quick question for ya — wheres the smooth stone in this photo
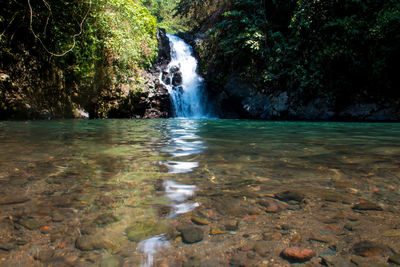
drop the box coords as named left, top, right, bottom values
left=179, top=227, right=203, bottom=244
left=344, top=221, right=362, bottom=231
left=280, top=247, right=315, bottom=262
left=0, top=242, right=16, bottom=251
left=18, top=217, right=42, bottom=230
left=76, top=236, right=99, bottom=251
left=94, top=213, right=118, bottom=225
left=253, top=241, right=269, bottom=256
left=182, top=258, right=220, bottom=267
left=319, top=249, right=338, bottom=257
left=33, top=249, right=55, bottom=261
left=319, top=192, right=345, bottom=202
left=321, top=255, right=354, bottom=267
left=351, top=255, right=391, bottom=267
left=0, top=195, right=30, bottom=205
left=389, top=253, right=400, bottom=265
left=308, top=233, right=335, bottom=244
left=382, top=229, right=400, bottom=237
left=352, top=241, right=389, bottom=257
left=52, top=213, right=64, bottom=222
left=76, top=235, right=119, bottom=252
left=182, top=258, right=201, bottom=267
left=352, top=201, right=383, bottom=211
left=258, top=198, right=286, bottom=213
left=100, top=256, right=122, bottom=267
left=154, top=179, right=164, bottom=191
left=215, top=198, right=249, bottom=217
left=275, top=190, right=305, bottom=202
left=223, top=220, right=239, bottom=231
left=50, top=230, right=65, bottom=243
left=42, top=256, right=74, bottom=267
left=157, top=205, right=172, bottom=218
left=210, top=228, right=227, bottom=235
left=230, top=253, right=248, bottom=267
left=191, top=216, right=210, bottom=225
left=126, top=222, right=171, bottom=242
left=262, top=232, right=282, bottom=241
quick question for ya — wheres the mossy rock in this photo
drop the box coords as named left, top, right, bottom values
left=126, top=221, right=172, bottom=242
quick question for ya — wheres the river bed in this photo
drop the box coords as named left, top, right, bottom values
left=0, top=119, right=400, bottom=266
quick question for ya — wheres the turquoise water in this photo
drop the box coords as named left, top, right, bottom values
left=0, top=119, right=399, bottom=266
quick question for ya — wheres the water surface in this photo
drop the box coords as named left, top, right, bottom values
left=0, top=119, right=399, bottom=266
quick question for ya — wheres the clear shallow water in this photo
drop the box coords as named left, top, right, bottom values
left=0, top=119, right=400, bottom=266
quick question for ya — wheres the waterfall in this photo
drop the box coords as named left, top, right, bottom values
left=161, top=34, right=208, bottom=118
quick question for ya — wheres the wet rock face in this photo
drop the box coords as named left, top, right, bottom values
left=155, top=28, right=171, bottom=70
left=143, top=85, right=171, bottom=119
left=172, top=71, right=183, bottom=87
left=209, top=76, right=400, bottom=120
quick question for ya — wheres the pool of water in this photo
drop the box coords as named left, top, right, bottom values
left=0, top=119, right=399, bottom=266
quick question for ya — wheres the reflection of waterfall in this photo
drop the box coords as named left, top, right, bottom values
left=139, top=120, right=204, bottom=267
left=161, top=34, right=208, bottom=118
left=138, top=235, right=170, bottom=267
left=161, top=119, right=205, bottom=173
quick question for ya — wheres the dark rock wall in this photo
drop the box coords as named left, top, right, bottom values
left=210, top=76, right=400, bottom=121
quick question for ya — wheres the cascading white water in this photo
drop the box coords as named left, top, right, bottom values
left=161, top=34, right=208, bottom=118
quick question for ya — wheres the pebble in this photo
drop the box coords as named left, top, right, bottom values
left=351, top=255, right=391, bottom=267
left=344, top=221, right=362, bottom=231
left=210, top=227, right=227, bottom=235
left=319, top=191, right=350, bottom=203
left=179, top=227, right=203, bottom=243
left=216, top=198, right=249, bottom=217
left=275, top=190, right=305, bottom=202
left=191, top=216, right=210, bottom=225
left=352, top=241, right=388, bottom=257
left=389, top=253, right=400, bottom=265
left=230, top=253, right=247, bottom=267
left=352, top=201, right=383, bottom=211
left=94, top=213, right=118, bottom=225
left=0, top=242, right=16, bottom=251
left=0, top=195, right=30, bottom=205
left=280, top=247, right=315, bottom=262
left=75, top=235, right=118, bottom=252
left=223, top=220, right=239, bottom=231
left=382, top=229, right=400, bottom=237
left=18, top=217, right=42, bottom=230
left=253, top=241, right=269, bottom=257
left=33, top=249, right=55, bottom=261
left=126, top=222, right=171, bottom=242
left=321, top=255, right=351, bottom=267
left=75, top=236, right=99, bottom=251
left=258, top=198, right=285, bottom=213
left=100, top=256, right=122, bottom=267
left=262, top=232, right=282, bottom=241
left=52, top=213, right=64, bottom=222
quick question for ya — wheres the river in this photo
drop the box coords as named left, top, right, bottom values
left=0, top=119, right=400, bottom=266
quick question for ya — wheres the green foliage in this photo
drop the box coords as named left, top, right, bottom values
left=178, top=0, right=400, bottom=105
left=0, top=0, right=159, bottom=119
left=140, top=0, right=188, bottom=33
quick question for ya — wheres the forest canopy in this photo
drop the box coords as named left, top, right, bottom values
left=175, top=0, right=400, bottom=108
left=1, top=0, right=399, bottom=119
left=0, top=0, right=158, bottom=118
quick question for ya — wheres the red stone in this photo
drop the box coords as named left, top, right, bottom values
left=258, top=198, right=286, bottom=213
left=281, top=247, right=315, bottom=262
